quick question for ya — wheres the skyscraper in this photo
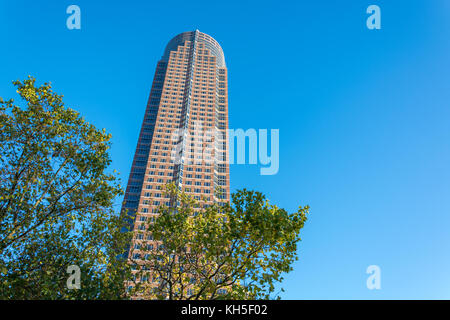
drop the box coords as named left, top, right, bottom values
left=122, top=30, right=230, bottom=274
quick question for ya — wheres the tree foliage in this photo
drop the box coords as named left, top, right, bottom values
left=0, top=77, right=309, bottom=300
left=132, top=184, right=309, bottom=300
left=0, top=77, right=133, bottom=299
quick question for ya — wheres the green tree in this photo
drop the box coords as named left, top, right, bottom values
left=0, top=77, right=134, bottom=299
left=133, top=184, right=309, bottom=300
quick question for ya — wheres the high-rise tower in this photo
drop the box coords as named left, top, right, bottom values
left=122, top=30, right=230, bottom=271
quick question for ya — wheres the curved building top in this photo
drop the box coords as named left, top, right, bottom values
left=162, top=30, right=226, bottom=68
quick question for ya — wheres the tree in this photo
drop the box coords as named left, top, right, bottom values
left=0, top=77, right=134, bottom=299
left=132, top=184, right=309, bottom=300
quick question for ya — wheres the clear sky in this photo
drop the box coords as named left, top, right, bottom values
left=1, top=0, right=449, bottom=299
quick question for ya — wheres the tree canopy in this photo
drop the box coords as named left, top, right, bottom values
left=0, top=77, right=133, bottom=299
left=0, top=77, right=309, bottom=300
left=131, top=185, right=309, bottom=300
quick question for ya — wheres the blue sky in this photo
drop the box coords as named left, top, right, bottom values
left=1, top=0, right=449, bottom=299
